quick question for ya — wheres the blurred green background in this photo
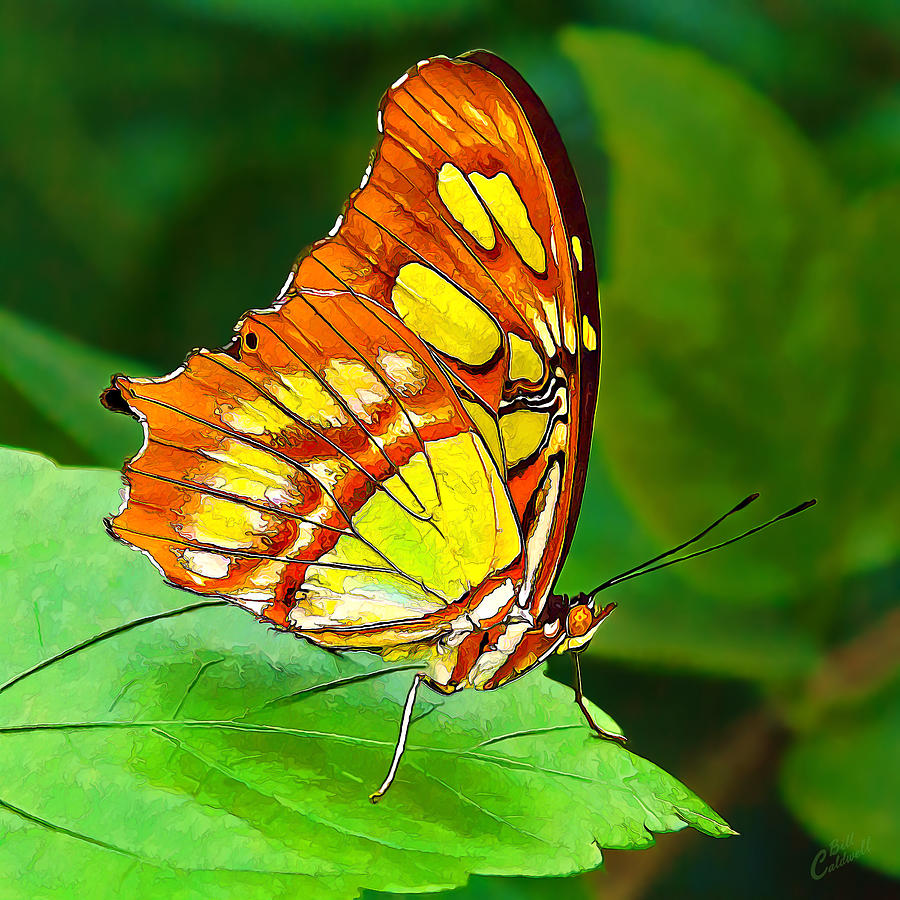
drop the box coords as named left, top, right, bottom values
left=1, top=1, right=897, bottom=898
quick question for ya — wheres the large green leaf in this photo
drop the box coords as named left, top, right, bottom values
left=561, top=28, right=881, bottom=604
left=776, top=191, right=900, bottom=881
left=0, top=309, right=144, bottom=468
left=0, top=447, right=734, bottom=898
left=365, top=871, right=592, bottom=900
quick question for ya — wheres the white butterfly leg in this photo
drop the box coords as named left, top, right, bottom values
left=370, top=672, right=424, bottom=803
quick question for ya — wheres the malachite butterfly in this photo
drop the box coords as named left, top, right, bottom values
left=102, top=51, right=814, bottom=800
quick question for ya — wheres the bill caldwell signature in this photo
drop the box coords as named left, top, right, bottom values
left=810, top=833, right=871, bottom=880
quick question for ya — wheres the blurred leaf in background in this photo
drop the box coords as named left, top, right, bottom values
left=0, top=309, right=144, bottom=466
left=0, top=0, right=897, bottom=898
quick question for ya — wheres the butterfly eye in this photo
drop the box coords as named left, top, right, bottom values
left=566, top=604, right=594, bottom=637
left=244, top=331, right=259, bottom=351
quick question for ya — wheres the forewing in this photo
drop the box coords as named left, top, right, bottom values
left=355, top=53, right=600, bottom=617
left=104, top=52, right=598, bottom=648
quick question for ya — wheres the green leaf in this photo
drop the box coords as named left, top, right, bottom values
left=594, top=0, right=789, bottom=92
left=0, top=309, right=144, bottom=468
left=830, top=185, right=900, bottom=574
left=780, top=675, right=900, bottom=878
left=364, top=870, right=592, bottom=900
left=0, top=447, right=734, bottom=898
left=561, top=28, right=865, bottom=603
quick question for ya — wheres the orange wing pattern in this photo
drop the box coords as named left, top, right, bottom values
left=103, top=52, right=599, bottom=692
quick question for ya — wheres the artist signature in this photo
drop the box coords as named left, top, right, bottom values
left=810, top=833, right=871, bottom=880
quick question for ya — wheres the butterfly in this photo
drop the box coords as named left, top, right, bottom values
left=102, top=51, right=814, bottom=801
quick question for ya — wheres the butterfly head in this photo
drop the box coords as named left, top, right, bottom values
left=563, top=596, right=617, bottom=652
left=539, top=594, right=616, bottom=654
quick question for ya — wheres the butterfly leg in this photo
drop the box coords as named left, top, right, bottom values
left=571, top=651, right=627, bottom=745
left=370, top=672, right=424, bottom=803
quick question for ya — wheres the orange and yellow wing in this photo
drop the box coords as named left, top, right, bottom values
left=103, top=52, right=598, bottom=668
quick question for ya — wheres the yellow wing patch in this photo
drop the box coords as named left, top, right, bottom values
left=201, top=440, right=297, bottom=505
left=220, top=396, right=294, bottom=437
left=469, top=172, right=546, bottom=273
left=581, top=314, right=597, bottom=351
left=507, top=333, right=544, bottom=383
left=461, top=398, right=505, bottom=474
left=499, top=409, right=550, bottom=467
left=181, top=549, right=232, bottom=581
left=269, top=371, right=348, bottom=428
left=437, top=163, right=495, bottom=249
left=563, top=315, right=577, bottom=353
left=391, top=263, right=501, bottom=366
left=180, top=494, right=272, bottom=550
left=296, top=431, right=520, bottom=620
left=377, top=349, right=428, bottom=397
left=323, top=359, right=390, bottom=425
left=571, top=235, right=583, bottom=272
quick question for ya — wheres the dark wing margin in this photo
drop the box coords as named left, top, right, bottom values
left=462, top=49, right=600, bottom=569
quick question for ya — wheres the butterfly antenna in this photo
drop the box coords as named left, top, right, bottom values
left=588, top=496, right=816, bottom=599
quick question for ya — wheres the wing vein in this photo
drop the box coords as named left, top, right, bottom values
left=127, top=461, right=351, bottom=535
left=305, top=250, right=446, bottom=503
left=200, top=350, right=428, bottom=523
left=113, top=524, right=402, bottom=574
left=291, top=290, right=438, bottom=524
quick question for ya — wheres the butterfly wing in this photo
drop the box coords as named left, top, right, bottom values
left=374, top=51, right=600, bottom=617
left=105, top=276, right=521, bottom=643
left=103, top=52, right=599, bottom=683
